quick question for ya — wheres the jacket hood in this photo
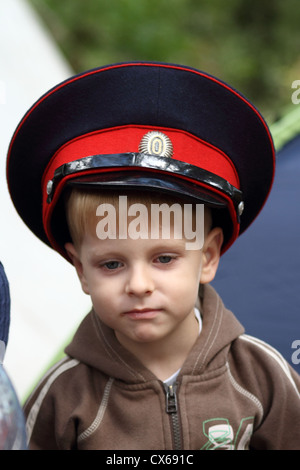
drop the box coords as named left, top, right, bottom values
left=65, top=284, right=244, bottom=384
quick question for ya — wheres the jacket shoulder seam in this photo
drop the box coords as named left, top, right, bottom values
left=192, top=295, right=223, bottom=373
left=26, top=357, right=80, bottom=444
left=78, top=377, right=114, bottom=443
left=226, top=361, right=264, bottom=425
left=240, top=334, right=300, bottom=396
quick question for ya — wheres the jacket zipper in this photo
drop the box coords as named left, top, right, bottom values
left=165, top=383, right=182, bottom=450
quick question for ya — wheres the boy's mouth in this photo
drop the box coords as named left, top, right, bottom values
left=123, top=308, right=161, bottom=319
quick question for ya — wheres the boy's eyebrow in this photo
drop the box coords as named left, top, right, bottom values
left=85, top=245, right=118, bottom=259
left=85, top=237, right=189, bottom=258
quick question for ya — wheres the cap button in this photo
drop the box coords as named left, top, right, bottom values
left=238, top=201, right=244, bottom=217
left=46, top=179, right=53, bottom=196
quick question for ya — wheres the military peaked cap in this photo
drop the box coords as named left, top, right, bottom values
left=6, top=62, right=275, bottom=259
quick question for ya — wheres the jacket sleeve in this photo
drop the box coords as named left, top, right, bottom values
left=24, top=357, right=80, bottom=450
left=233, top=335, right=300, bottom=450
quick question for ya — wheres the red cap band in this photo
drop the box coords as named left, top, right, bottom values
left=42, top=124, right=240, bottom=208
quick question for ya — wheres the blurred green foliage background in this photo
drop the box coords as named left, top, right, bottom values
left=29, top=0, right=300, bottom=123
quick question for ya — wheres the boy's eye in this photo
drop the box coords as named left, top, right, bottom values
left=102, top=261, right=122, bottom=270
left=157, top=255, right=173, bottom=264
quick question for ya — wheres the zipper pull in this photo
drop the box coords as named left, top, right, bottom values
left=166, top=384, right=178, bottom=413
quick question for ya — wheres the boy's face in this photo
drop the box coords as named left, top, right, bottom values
left=72, top=233, right=202, bottom=347
left=66, top=219, right=223, bottom=353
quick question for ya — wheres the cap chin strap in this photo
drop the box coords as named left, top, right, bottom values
left=45, top=152, right=244, bottom=219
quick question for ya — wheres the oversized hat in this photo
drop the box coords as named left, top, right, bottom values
left=6, top=62, right=275, bottom=260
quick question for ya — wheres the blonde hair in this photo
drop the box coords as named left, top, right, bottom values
left=65, top=188, right=212, bottom=249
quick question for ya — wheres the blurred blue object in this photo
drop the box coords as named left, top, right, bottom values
left=212, top=134, right=300, bottom=375
left=0, top=367, right=27, bottom=450
left=0, top=262, right=10, bottom=353
left=0, top=262, right=27, bottom=450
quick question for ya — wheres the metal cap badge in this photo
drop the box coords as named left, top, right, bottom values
left=139, top=131, right=174, bottom=158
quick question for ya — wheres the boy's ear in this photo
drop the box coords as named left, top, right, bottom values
left=200, top=227, right=223, bottom=284
left=64, top=242, right=90, bottom=295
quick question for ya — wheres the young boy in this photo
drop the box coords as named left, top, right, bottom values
left=6, top=62, right=300, bottom=450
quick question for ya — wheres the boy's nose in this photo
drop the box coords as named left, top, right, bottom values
left=125, top=264, right=154, bottom=297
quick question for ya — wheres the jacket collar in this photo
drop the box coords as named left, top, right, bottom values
left=65, top=284, right=244, bottom=383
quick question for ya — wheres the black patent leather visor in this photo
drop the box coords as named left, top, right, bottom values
left=46, top=152, right=244, bottom=220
